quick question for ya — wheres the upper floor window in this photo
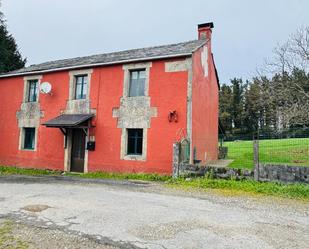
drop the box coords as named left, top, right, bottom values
left=75, top=75, right=88, bottom=99
left=27, top=80, right=38, bottom=102
left=129, top=69, right=146, bottom=97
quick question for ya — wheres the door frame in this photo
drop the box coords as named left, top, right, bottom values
left=64, top=128, right=89, bottom=173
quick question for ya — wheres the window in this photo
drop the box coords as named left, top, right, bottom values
left=127, top=129, right=143, bottom=155
left=23, top=128, right=35, bottom=150
left=129, top=69, right=146, bottom=97
left=75, top=75, right=88, bottom=99
left=27, top=80, right=38, bottom=102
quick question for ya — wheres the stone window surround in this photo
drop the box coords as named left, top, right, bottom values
left=23, top=75, right=42, bottom=103
left=18, top=127, right=38, bottom=151
left=119, top=62, right=152, bottom=161
left=68, top=69, right=93, bottom=101
left=122, top=62, right=152, bottom=97
left=18, top=75, right=42, bottom=152
left=121, top=128, right=147, bottom=161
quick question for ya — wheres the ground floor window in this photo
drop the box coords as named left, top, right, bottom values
left=127, top=129, right=143, bottom=155
left=23, top=128, right=35, bottom=150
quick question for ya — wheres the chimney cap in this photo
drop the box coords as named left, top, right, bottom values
left=198, top=22, right=214, bottom=29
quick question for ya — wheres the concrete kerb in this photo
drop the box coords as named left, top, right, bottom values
left=0, top=174, right=157, bottom=188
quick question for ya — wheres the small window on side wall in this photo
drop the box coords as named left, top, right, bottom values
left=75, top=75, right=88, bottom=99
left=27, top=80, right=38, bottom=102
left=23, top=128, right=35, bottom=150
left=127, top=129, right=143, bottom=155
left=129, top=69, right=146, bottom=97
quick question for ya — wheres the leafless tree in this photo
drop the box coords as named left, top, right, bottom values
left=260, top=26, right=309, bottom=129
left=0, top=0, right=4, bottom=25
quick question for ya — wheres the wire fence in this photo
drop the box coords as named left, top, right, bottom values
left=220, top=128, right=309, bottom=169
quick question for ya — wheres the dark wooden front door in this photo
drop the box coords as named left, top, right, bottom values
left=71, top=129, right=86, bottom=173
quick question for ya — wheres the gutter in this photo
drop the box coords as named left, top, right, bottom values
left=0, top=53, right=192, bottom=79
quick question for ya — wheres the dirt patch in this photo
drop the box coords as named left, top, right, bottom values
left=130, top=220, right=205, bottom=240
left=128, top=180, right=151, bottom=185
left=206, top=159, right=234, bottom=168
left=21, top=205, right=50, bottom=213
left=292, top=160, right=306, bottom=163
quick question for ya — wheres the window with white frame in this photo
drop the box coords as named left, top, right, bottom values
left=129, top=69, right=146, bottom=97
left=75, top=75, right=88, bottom=99
left=22, top=128, right=36, bottom=150
left=27, top=80, right=38, bottom=102
left=127, top=129, right=143, bottom=155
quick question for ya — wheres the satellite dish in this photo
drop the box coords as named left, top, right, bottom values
left=40, top=82, right=52, bottom=94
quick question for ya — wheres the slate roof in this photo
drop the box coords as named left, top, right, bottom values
left=0, top=39, right=206, bottom=78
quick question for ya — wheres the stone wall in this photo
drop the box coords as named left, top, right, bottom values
left=172, top=142, right=253, bottom=180
left=173, top=162, right=309, bottom=184
left=256, top=163, right=309, bottom=184
left=172, top=142, right=309, bottom=184
left=173, top=163, right=253, bottom=180
left=173, top=161, right=309, bottom=184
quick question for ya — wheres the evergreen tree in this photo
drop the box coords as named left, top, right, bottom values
left=254, top=76, right=276, bottom=132
left=0, top=3, right=26, bottom=73
left=231, top=78, right=244, bottom=132
left=243, top=79, right=262, bottom=133
left=219, top=84, right=233, bottom=132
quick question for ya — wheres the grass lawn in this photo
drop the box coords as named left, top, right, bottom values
left=224, top=138, right=309, bottom=169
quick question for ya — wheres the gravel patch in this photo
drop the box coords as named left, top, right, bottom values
left=0, top=218, right=119, bottom=249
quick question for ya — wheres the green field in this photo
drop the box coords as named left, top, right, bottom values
left=224, top=138, right=309, bottom=169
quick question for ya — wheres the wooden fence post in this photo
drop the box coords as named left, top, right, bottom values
left=253, top=138, right=259, bottom=181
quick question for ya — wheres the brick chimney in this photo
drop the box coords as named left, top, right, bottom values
left=198, top=22, right=214, bottom=40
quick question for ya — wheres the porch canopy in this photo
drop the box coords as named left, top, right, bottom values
left=42, top=114, right=94, bottom=129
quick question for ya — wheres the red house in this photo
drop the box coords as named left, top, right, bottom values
left=0, top=23, right=219, bottom=174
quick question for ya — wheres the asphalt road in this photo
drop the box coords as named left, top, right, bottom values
left=0, top=176, right=308, bottom=249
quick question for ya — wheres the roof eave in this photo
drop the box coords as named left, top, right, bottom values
left=0, top=53, right=192, bottom=79
left=42, top=114, right=94, bottom=127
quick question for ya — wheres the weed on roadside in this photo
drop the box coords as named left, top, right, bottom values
left=0, top=220, right=29, bottom=249
left=167, top=177, right=309, bottom=200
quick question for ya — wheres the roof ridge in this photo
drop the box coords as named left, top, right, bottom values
left=0, top=39, right=206, bottom=78
left=28, top=39, right=201, bottom=67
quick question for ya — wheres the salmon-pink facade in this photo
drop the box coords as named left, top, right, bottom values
left=0, top=23, right=219, bottom=175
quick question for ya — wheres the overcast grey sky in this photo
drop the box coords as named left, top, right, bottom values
left=2, top=0, right=308, bottom=83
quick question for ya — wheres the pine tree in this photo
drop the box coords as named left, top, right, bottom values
left=243, top=79, right=262, bottom=133
left=0, top=4, right=26, bottom=73
left=231, top=78, right=244, bottom=132
left=219, top=84, right=233, bottom=133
